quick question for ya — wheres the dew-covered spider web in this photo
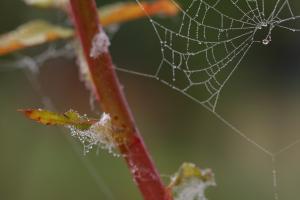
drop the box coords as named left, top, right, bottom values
left=128, top=0, right=300, bottom=112
left=2, top=0, right=300, bottom=200
left=122, top=0, right=300, bottom=199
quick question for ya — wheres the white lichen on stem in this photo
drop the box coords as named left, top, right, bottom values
left=90, top=27, right=110, bottom=59
left=68, top=112, right=119, bottom=156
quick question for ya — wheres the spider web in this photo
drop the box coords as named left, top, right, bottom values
left=128, top=0, right=300, bottom=112
left=118, top=0, right=300, bottom=199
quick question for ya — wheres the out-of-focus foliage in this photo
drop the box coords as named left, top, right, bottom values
left=23, top=0, right=67, bottom=9
left=0, top=0, right=178, bottom=56
left=0, top=20, right=73, bottom=56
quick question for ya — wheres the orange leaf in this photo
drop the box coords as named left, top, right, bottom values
left=99, top=1, right=179, bottom=26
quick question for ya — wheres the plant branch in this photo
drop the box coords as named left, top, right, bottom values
left=68, top=0, right=172, bottom=200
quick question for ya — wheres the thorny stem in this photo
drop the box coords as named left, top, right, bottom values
left=68, top=0, right=172, bottom=200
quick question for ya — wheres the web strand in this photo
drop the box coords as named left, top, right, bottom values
left=131, top=0, right=300, bottom=199
left=133, top=0, right=300, bottom=137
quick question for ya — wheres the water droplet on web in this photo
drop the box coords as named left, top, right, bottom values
left=262, top=21, right=268, bottom=27
left=66, top=113, right=120, bottom=157
left=262, top=39, right=270, bottom=45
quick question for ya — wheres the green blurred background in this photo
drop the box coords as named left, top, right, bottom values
left=1, top=0, right=300, bottom=200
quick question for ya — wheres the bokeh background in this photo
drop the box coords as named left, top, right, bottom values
left=1, top=0, right=300, bottom=200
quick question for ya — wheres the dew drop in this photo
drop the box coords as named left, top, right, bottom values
left=262, top=39, right=270, bottom=45
left=262, top=21, right=268, bottom=27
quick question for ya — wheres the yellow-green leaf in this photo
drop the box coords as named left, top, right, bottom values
left=168, top=163, right=216, bottom=200
left=19, top=109, right=96, bottom=130
left=0, top=20, right=73, bottom=56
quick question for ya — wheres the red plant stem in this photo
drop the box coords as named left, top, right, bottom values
left=68, top=1, right=172, bottom=200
